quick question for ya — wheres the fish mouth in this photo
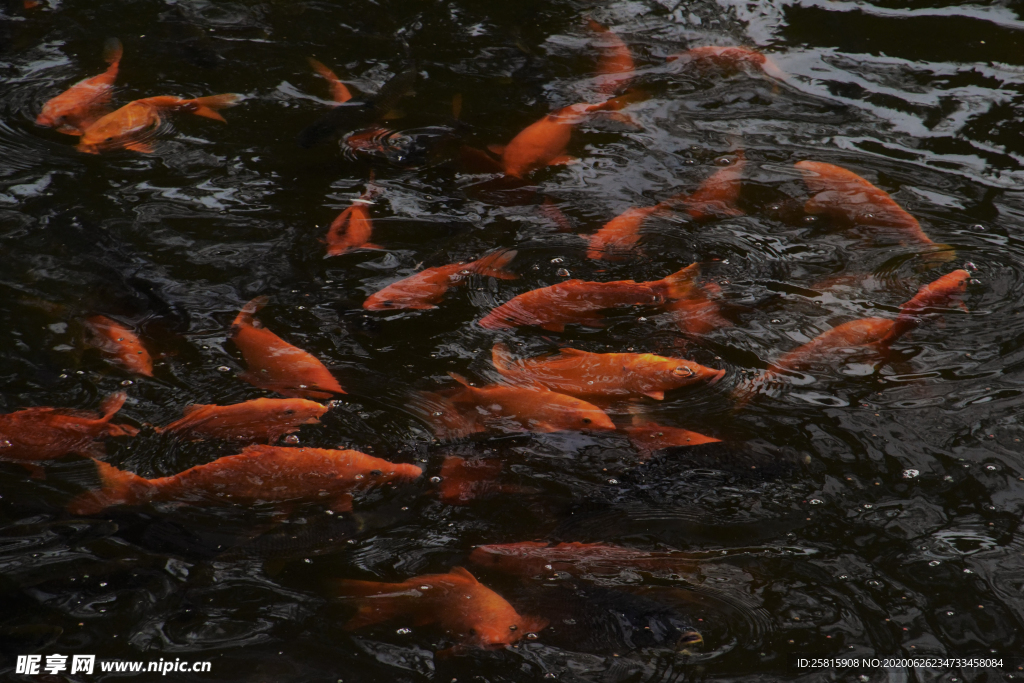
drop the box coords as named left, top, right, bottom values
left=675, top=629, right=704, bottom=651
left=76, top=143, right=100, bottom=154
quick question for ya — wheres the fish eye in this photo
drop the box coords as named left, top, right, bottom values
left=582, top=418, right=592, bottom=424
left=370, top=469, right=382, bottom=476
left=285, top=409, right=295, bottom=414
left=105, top=136, right=114, bottom=142
left=672, top=366, right=694, bottom=377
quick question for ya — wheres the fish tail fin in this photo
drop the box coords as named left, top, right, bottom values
left=920, top=244, right=957, bottom=266
left=308, top=57, right=353, bottom=103
left=655, top=262, right=701, bottom=300
left=67, top=459, right=153, bottom=515
left=595, top=88, right=647, bottom=112
left=470, top=250, right=518, bottom=280
left=184, top=94, right=242, bottom=122
left=99, top=391, right=128, bottom=421
left=406, top=389, right=482, bottom=439
left=333, top=579, right=409, bottom=630
left=233, top=295, right=269, bottom=328
left=103, top=38, right=123, bottom=70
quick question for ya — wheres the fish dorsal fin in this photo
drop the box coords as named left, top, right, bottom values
left=487, top=143, right=506, bottom=156
left=448, top=566, right=478, bottom=583
left=233, top=296, right=269, bottom=328
left=448, top=373, right=476, bottom=391
left=556, top=348, right=588, bottom=358
left=181, top=404, right=210, bottom=417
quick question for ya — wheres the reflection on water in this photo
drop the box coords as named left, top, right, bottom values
left=2, top=0, right=1024, bottom=678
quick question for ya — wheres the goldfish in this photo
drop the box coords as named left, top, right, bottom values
left=82, top=315, right=154, bottom=377
left=491, top=343, right=723, bottom=400
left=446, top=373, right=615, bottom=433
left=660, top=264, right=732, bottom=336
left=325, top=181, right=380, bottom=256
left=333, top=566, right=548, bottom=652
left=585, top=204, right=662, bottom=261
left=0, top=392, right=137, bottom=470
left=156, top=397, right=328, bottom=442
left=231, top=296, right=346, bottom=399
left=308, top=57, right=353, bottom=104
left=889, top=268, right=970, bottom=340
left=479, top=262, right=699, bottom=332
left=623, top=416, right=721, bottom=459
left=407, top=390, right=486, bottom=441
left=76, top=93, right=239, bottom=154
left=68, top=445, right=423, bottom=515
left=364, top=250, right=517, bottom=310
left=36, top=39, right=122, bottom=135
left=587, top=20, right=634, bottom=96
left=667, top=46, right=787, bottom=81
left=469, top=541, right=700, bottom=579
left=795, top=160, right=955, bottom=261
left=437, top=456, right=518, bottom=505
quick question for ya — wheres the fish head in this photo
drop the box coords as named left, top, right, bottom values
left=543, top=399, right=615, bottom=432
left=276, top=399, right=330, bottom=425
left=468, top=613, right=548, bottom=649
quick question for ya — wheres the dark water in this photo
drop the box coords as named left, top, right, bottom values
left=1, top=0, right=1023, bottom=680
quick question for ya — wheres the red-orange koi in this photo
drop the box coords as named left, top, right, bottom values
left=667, top=46, right=787, bottom=81
left=623, top=416, right=721, bottom=459
left=37, top=39, right=122, bottom=135
left=82, top=315, right=154, bottom=377
left=888, top=268, right=970, bottom=341
left=76, top=93, right=239, bottom=154
left=469, top=541, right=700, bottom=579
left=479, top=262, right=698, bottom=332
left=231, top=296, right=346, bottom=399
left=491, top=343, right=723, bottom=400
left=68, top=445, right=422, bottom=515
left=308, top=57, right=353, bottom=104
left=364, top=250, right=517, bottom=310
left=660, top=263, right=731, bottom=336
left=795, top=160, right=955, bottom=261
left=437, top=456, right=519, bottom=505
left=333, top=566, right=548, bottom=652
left=0, top=392, right=137, bottom=468
left=446, top=373, right=615, bottom=433
left=325, top=182, right=381, bottom=256
left=587, top=19, right=634, bottom=96
left=156, top=397, right=328, bottom=442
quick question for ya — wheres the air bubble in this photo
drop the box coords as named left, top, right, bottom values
left=121, top=380, right=133, bottom=386
left=607, top=479, right=619, bottom=484
left=903, top=469, right=920, bottom=479
left=929, top=560, right=941, bottom=566
left=396, top=628, right=412, bottom=635
left=217, top=366, right=231, bottom=372
left=550, top=257, right=564, bottom=264
left=430, top=476, right=442, bottom=484
left=556, top=268, right=570, bottom=277
left=284, top=435, right=299, bottom=445
left=809, top=499, right=823, bottom=505
left=526, top=632, right=539, bottom=640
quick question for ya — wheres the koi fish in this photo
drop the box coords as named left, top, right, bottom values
left=623, top=416, right=721, bottom=459
left=585, top=204, right=662, bottom=261
left=491, top=343, right=723, bottom=400
left=660, top=264, right=732, bottom=336
left=76, top=93, right=240, bottom=154
left=325, top=181, right=380, bottom=256
left=37, top=38, right=122, bottom=135
left=667, top=46, right=787, bottom=81
left=795, top=160, right=955, bottom=261
left=82, top=315, right=154, bottom=377
left=437, top=456, right=519, bottom=505
left=407, top=390, right=486, bottom=440
left=446, top=373, right=615, bottom=433
left=333, top=566, right=548, bottom=652
left=364, top=250, right=518, bottom=310
left=479, top=262, right=699, bottom=332
left=156, top=397, right=328, bottom=442
left=231, top=296, right=346, bottom=399
left=469, top=541, right=700, bottom=579
left=888, top=268, right=970, bottom=341
left=68, top=445, right=423, bottom=515
left=308, top=57, right=353, bottom=104
left=587, top=20, right=634, bottom=96
left=0, top=392, right=137, bottom=470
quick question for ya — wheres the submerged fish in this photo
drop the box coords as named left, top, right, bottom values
left=0, top=392, right=137, bottom=468
left=623, top=416, right=721, bottom=458
left=333, top=566, right=548, bottom=652
left=82, top=314, right=154, bottom=377
left=492, top=343, right=723, bottom=400
left=479, top=262, right=699, bottom=332
left=231, top=296, right=346, bottom=399
left=37, top=38, right=122, bottom=135
left=76, top=93, right=240, bottom=154
left=68, top=445, right=422, bottom=515
left=667, top=45, right=787, bottom=81
left=308, top=57, right=353, bottom=104
left=587, top=19, right=634, bottom=96
left=325, top=182, right=381, bottom=256
left=469, top=541, right=701, bottom=579
left=437, top=456, right=519, bottom=505
left=156, top=397, right=328, bottom=443
left=795, top=160, right=955, bottom=261
left=364, top=250, right=517, bottom=310
left=661, top=264, right=732, bottom=337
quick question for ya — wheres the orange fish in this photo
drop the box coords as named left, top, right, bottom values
left=446, top=373, right=615, bottom=433
left=76, top=93, right=240, bottom=154
left=37, top=39, right=122, bottom=135
left=795, top=160, right=955, bottom=261
left=156, top=397, right=328, bottom=443
left=479, top=262, right=698, bottom=332
left=364, top=250, right=518, bottom=310
left=407, top=390, right=487, bottom=440
left=308, top=57, right=353, bottom=104
left=889, top=268, right=970, bottom=340
left=0, top=392, right=137, bottom=470
left=660, top=263, right=731, bottom=337
left=623, top=416, right=721, bottom=459
left=82, top=315, right=154, bottom=377
left=491, top=343, right=723, bottom=400
left=585, top=204, right=663, bottom=261
left=333, top=566, right=548, bottom=652
left=68, top=445, right=423, bottom=515
left=437, top=456, right=519, bottom=505
left=231, top=296, right=346, bottom=399
left=469, top=541, right=701, bottom=579
left=325, top=181, right=381, bottom=256
left=667, top=46, right=787, bottom=81
left=587, top=20, right=634, bottom=96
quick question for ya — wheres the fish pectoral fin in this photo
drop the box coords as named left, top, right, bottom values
left=643, top=391, right=665, bottom=400
left=124, top=141, right=154, bottom=153
left=486, top=144, right=506, bottom=156
left=448, top=566, right=478, bottom=582
left=555, top=348, right=587, bottom=357
left=360, top=243, right=384, bottom=250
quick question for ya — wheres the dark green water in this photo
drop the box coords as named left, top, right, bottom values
left=1, top=0, right=1023, bottom=680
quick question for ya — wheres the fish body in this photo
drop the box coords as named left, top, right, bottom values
left=667, top=45, right=787, bottom=81
left=469, top=541, right=699, bottom=579
left=308, top=57, right=353, bottom=104
left=37, top=39, right=122, bottom=135
left=586, top=205, right=661, bottom=260
left=492, top=343, right=723, bottom=400
left=889, top=268, right=970, bottom=341
left=364, top=250, right=517, bottom=310
left=157, top=398, right=328, bottom=442
left=0, top=392, right=136, bottom=464
left=447, top=374, right=615, bottom=433
left=623, top=418, right=721, bottom=458
left=82, top=315, right=154, bottom=377
left=325, top=197, right=379, bottom=256
left=334, top=566, right=548, bottom=651
left=479, top=263, right=699, bottom=331
left=76, top=93, right=239, bottom=154
left=68, top=445, right=422, bottom=515
left=795, top=160, right=954, bottom=260
left=662, top=265, right=731, bottom=336
left=437, top=456, right=515, bottom=504
left=231, top=296, right=346, bottom=399
left=588, top=20, right=634, bottom=96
